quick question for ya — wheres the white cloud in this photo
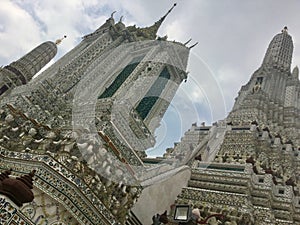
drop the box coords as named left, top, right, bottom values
left=163, top=20, right=186, bottom=41
left=0, top=1, right=41, bottom=63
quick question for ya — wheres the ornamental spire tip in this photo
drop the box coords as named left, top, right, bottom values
left=137, top=3, right=177, bottom=40
left=160, top=3, right=177, bottom=22
left=111, top=11, right=116, bottom=19
left=282, top=26, right=288, bottom=34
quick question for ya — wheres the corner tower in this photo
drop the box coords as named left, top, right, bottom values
left=0, top=4, right=191, bottom=224
left=0, top=4, right=190, bottom=163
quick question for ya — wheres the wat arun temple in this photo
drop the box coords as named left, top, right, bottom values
left=0, top=4, right=299, bottom=225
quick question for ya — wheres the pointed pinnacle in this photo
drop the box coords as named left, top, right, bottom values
left=184, top=38, right=192, bottom=45
left=189, top=42, right=198, bottom=49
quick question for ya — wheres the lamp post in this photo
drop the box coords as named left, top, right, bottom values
left=173, top=205, right=191, bottom=223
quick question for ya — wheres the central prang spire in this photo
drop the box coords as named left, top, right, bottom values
left=262, top=26, right=293, bottom=72
left=228, top=27, right=299, bottom=147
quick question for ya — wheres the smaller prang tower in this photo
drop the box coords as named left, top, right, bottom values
left=229, top=26, right=300, bottom=145
left=0, top=41, right=58, bottom=96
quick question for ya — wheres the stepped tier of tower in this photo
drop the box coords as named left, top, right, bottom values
left=172, top=121, right=300, bottom=224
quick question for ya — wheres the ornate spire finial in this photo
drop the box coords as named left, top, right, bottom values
left=162, top=3, right=177, bottom=20
left=55, top=35, right=67, bottom=45
left=119, top=16, right=123, bottom=23
left=282, top=26, right=288, bottom=33
left=111, top=11, right=116, bottom=19
left=138, top=3, right=177, bottom=40
left=156, top=3, right=177, bottom=27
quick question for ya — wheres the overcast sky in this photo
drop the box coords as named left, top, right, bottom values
left=1, top=0, right=300, bottom=156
